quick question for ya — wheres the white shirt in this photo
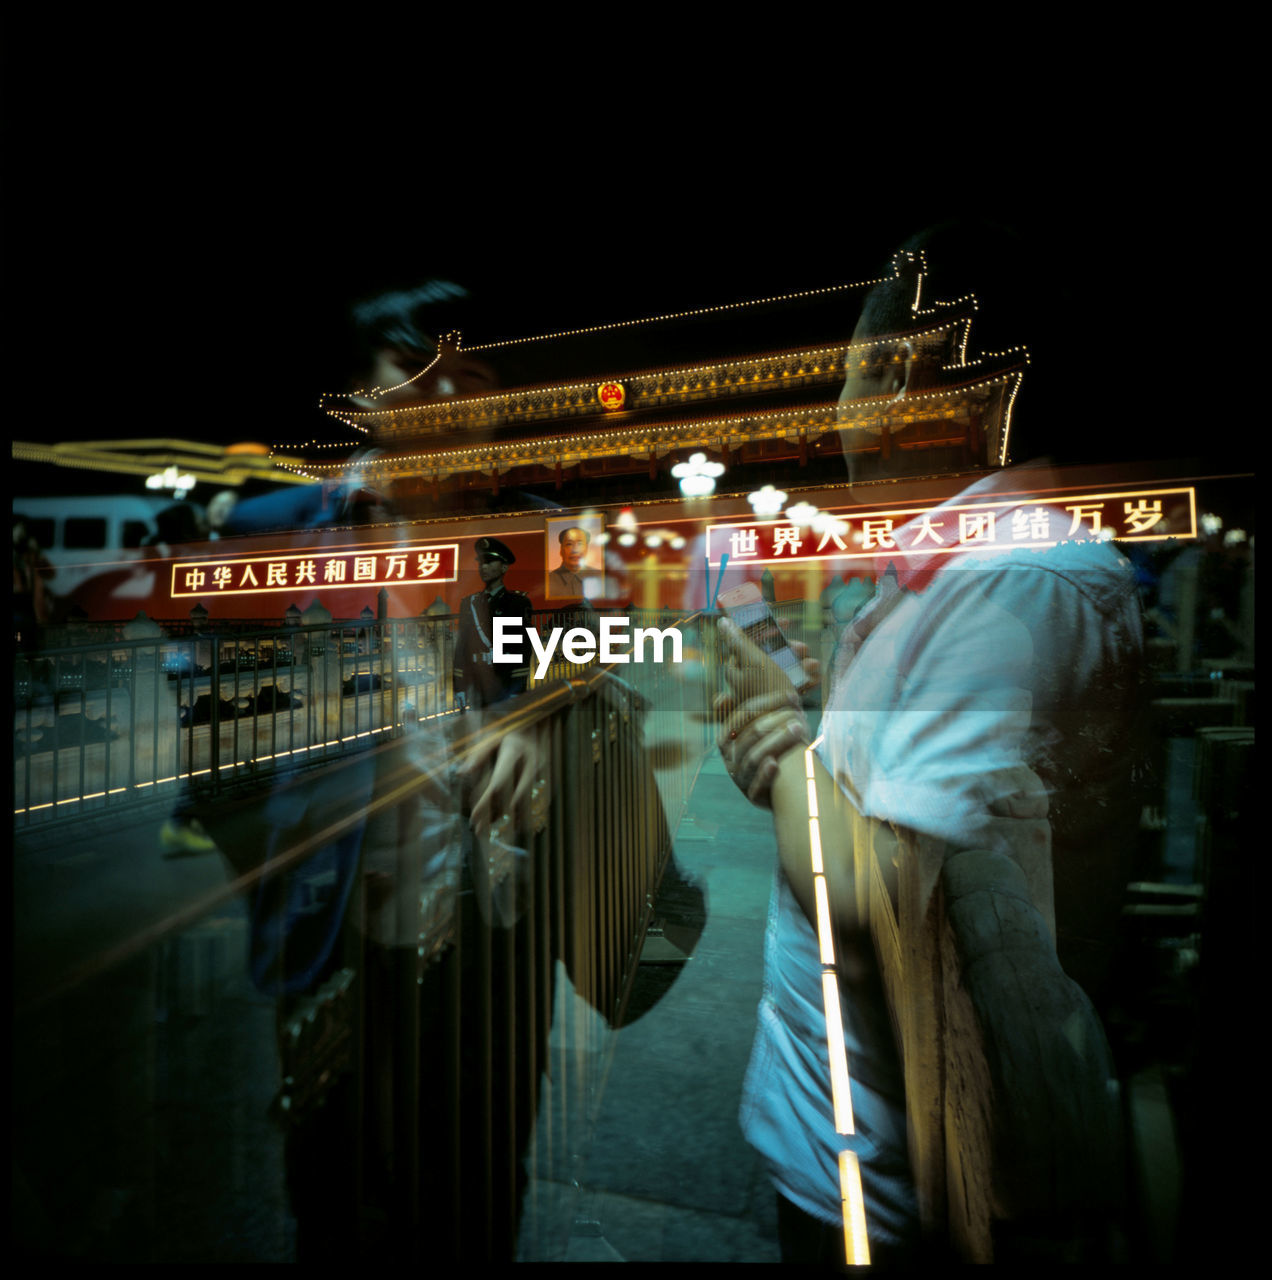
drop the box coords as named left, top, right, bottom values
left=740, top=469, right=1143, bottom=1238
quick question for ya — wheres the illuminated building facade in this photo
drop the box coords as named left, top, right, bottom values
left=277, top=251, right=1026, bottom=515
left=38, top=249, right=1210, bottom=626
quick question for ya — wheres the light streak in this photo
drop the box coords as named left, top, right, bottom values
left=802, top=736, right=871, bottom=1263
left=839, top=1151, right=872, bottom=1266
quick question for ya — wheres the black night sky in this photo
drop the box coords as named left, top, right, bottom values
left=7, top=74, right=1236, bottom=496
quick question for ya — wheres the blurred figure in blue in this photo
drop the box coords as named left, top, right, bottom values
left=203, top=278, right=550, bottom=1264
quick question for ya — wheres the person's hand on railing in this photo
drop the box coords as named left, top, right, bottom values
left=715, top=617, right=820, bottom=808
left=462, top=724, right=542, bottom=844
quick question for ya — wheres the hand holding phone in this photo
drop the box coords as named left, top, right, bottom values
left=715, top=583, right=818, bottom=806
left=716, top=582, right=816, bottom=694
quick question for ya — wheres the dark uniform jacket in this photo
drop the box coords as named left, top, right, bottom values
left=454, top=583, right=533, bottom=708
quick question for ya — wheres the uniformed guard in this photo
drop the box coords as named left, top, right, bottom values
left=454, top=536, right=533, bottom=710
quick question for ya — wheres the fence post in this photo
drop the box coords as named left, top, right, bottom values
left=123, top=611, right=163, bottom=796
left=279, top=604, right=302, bottom=757
left=186, top=603, right=212, bottom=793
left=426, top=598, right=452, bottom=714
left=301, top=601, right=335, bottom=750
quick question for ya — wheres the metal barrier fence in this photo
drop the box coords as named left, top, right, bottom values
left=12, top=607, right=726, bottom=831
left=13, top=583, right=1253, bottom=1262
left=13, top=610, right=717, bottom=1262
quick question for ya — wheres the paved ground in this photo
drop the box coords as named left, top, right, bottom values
left=13, top=721, right=787, bottom=1263
left=13, top=706, right=1205, bottom=1263
left=518, top=748, right=784, bottom=1263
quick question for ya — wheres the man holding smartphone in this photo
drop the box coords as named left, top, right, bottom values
left=716, top=226, right=1143, bottom=1265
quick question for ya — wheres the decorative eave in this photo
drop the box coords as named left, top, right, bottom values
left=276, top=249, right=1032, bottom=491
left=282, top=364, right=1025, bottom=486
left=321, top=318, right=972, bottom=443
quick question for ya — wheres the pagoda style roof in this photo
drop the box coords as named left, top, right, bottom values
left=292, top=363, right=1023, bottom=493
left=326, top=318, right=971, bottom=444
left=274, top=250, right=1031, bottom=505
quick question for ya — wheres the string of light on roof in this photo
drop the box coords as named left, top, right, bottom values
left=272, top=371, right=1020, bottom=480
left=316, top=321, right=976, bottom=433
left=458, top=275, right=893, bottom=353
left=302, top=257, right=923, bottom=425
left=281, top=249, right=1025, bottom=468
left=958, top=346, right=1030, bottom=366
left=321, top=339, right=874, bottom=423
left=317, top=349, right=444, bottom=411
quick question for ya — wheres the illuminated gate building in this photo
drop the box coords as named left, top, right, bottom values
left=287, top=251, right=1023, bottom=522
left=44, top=249, right=1199, bottom=629
left=220, top=246, right=1193, bottom=629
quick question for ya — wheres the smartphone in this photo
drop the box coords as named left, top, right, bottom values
left=716, top=582, right=815, bottom=692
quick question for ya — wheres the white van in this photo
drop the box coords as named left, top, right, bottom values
left=14, top=495, right=177, bottom=596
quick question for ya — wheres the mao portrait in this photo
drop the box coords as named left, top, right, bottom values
left=545, top=515, right=604, bottom=600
